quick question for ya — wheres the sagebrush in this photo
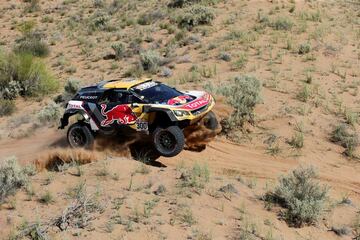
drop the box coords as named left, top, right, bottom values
left=206, top=75, right=261, bottom=128
left=264, top=166, right=328, bottom=227
left=176, top=5, right=215, bottom=30
left=330, top=124, right=359, bottom=157
left=0, top=52, right=58, bottom=98
left=0, top=157, right=28, bottom=203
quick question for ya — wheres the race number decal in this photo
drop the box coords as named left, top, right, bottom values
left=136, top=119, right=148, bottom=131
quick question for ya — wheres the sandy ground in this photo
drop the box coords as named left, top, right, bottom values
left=0, top=0, right=360, bottom=239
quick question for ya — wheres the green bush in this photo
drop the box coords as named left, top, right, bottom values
left=64, top=78, right=80, bottom=96
left=271, top=16, right=293, bottom=31
left=17, top=20, right=37, bottom=36
left=179, top=163, right=210, bottom=189
left=14, top=32, right=49, bottom=57
left=168, top=0, right=218, bottom=8
left=38, top=101, right=62, bottom=124
left=139, top=50, right=161, bottom=73
left=137, top=10, right=164, bottom=25
left=264, top=166, right=328, bottom=227
left=298, top=43, right=311, bottom=55
left=299, top=10, right=321, bottom=22
left=288, top=131, right=304, bottom=149
left=0, top=99, right=16, bottom=117
left=218, top=52, right=231, bottom=62
left=0, top=52, right=59, bottom=97
left=176, top=5, right=215, bottom=30
left=296, top=84, right=312, bottom=102
left=93, top=0, right=105, bottom=8
left=208, top=75, right=261, bottom=128
left=111, top=42, right=125, bottom=60
left=232, top=53, right=248, bottom=70
left=0, top=157, right=28, bottom=203
left=330, top=124, right=359, bottom=157
left=89, top=11, right=111, bottom=31
left=225, top=30, right=258, bottom=44
left=168, top=0, right=201, bottom=7
left=2, top=81, right=22, bottom=100
left=24, top=0, right=40, bottom=13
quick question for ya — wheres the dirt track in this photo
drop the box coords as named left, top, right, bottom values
left=1, top=127, right=359, bottom=200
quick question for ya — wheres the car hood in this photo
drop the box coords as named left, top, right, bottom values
left=164, top=90, right=212, bottom=110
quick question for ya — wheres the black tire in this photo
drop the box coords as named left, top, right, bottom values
left=153, top=126, right=185, bottom=157
left=67, top=122, right=94, bottom=149
left=203, top=111, right=218, bottom=130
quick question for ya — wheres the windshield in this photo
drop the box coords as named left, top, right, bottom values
left=132, top=83, right=182, bottom=104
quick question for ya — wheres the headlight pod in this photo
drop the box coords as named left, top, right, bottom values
left=173, top=110, right=190, bottom=117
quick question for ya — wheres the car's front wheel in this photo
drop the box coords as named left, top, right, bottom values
left=153, top=126, right=185, bottom=157
left=67, top=122, right=94, bottom=149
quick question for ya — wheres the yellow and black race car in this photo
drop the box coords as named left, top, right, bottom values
left=59, top=78, right=218, bottom=157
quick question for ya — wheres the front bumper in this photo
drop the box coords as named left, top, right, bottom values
left=173, top=97, right=215, bottom=123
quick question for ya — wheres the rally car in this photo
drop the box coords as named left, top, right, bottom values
left=59, top=78, right=218, bottom=157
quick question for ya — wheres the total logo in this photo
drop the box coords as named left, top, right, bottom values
left=66, top=101, right=84, bottom=110
left=184, top=99, right=208, bottom=110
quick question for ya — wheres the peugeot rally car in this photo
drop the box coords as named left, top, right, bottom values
left=59, top=78, right=218, bottom=157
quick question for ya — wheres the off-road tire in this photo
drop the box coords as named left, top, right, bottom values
left=203, top=111, right=218, bottom=130
left=67, top=122, right=94, bottom=149
left=153, top=126, right=185, bottom=157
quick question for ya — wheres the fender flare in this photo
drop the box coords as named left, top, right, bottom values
left=59, top=109, right=89, bottom=129
left=144, top=107, right=177, bottom=122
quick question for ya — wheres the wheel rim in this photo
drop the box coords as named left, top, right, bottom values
left=158, top=131, right=176, bottom=151
left=70, top=128, right=86, bottom=147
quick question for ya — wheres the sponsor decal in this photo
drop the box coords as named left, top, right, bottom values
left=182, top=95, right=209, bottom=110
left=80, top=95, right=98, bottom=100
left=66, top=101, right=84, bottom=110
left=134, top=81, right=157, bottom=91
left=167, top=95, right=191, bottom=105
left=100, top=104, right=137, bottom=126
left=136, top=119, right=148, bottom=131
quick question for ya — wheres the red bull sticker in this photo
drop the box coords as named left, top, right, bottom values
left=167, top=95, right=191, bottom=105
left=100, top=104, right=137, bottom=126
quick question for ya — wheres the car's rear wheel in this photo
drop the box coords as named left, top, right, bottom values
left=153, top=126, right=185, bottom=157
left=67, top=122, right=94, bottom=149
left=203, top=111, right=218, bottom=130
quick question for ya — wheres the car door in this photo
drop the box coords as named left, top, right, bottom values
left=97, top=90, right=137, bottom=127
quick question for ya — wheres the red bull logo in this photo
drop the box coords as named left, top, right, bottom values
left=100, top=104, right=137, bottom=126
left=167, top=95, right=191, bottom=105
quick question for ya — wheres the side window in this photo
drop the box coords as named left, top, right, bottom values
left=98, top=90, right=129, bottom=104
left=117, top=92, right=129, bottom=104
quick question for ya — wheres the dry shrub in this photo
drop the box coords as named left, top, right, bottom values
left=0, top=52, right=58, bottom=98
left=264, top=166, right=328, bottom=227
left=0, top=156, right=28, bottom=203
left=206, top=75, right=261, bottom=129
left=0, top=99, right=16, bottom=117
left=176, top=5, right=215, bottom=30
left=331, top=124, right=359, bottom=157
